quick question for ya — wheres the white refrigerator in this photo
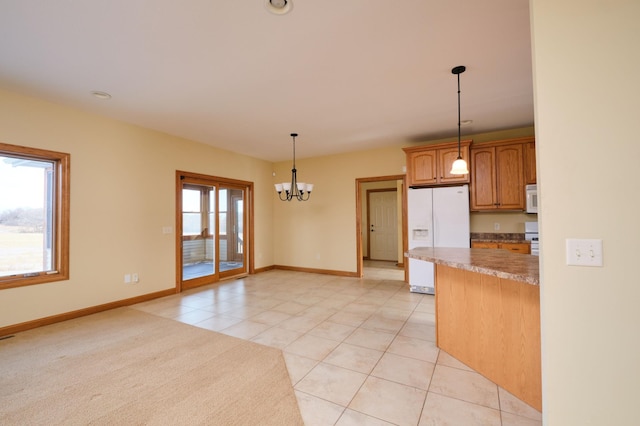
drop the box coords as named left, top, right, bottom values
left=407, top=184, right=470, bottom=294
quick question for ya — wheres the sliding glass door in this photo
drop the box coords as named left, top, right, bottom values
left=177, top=172, right=251, bottom=290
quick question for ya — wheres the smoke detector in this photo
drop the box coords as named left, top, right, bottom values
left=265, top=0, right=293, bottom=15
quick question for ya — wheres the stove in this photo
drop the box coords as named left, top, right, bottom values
left=525, top=221, right=539, bottom=256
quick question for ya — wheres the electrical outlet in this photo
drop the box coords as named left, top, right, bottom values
left=132, top=273, right=139, bottom=283
left=494, top=223, right=500, bottom=231
left=566, top=239, right=603, bottom=267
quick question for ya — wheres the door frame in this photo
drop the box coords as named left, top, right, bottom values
left=355, top=174, right=406, bottom=278
left=176, top=170, right=254, bottom=292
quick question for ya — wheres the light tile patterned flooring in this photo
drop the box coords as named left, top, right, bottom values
left=132, top=264, right=542, bottom=425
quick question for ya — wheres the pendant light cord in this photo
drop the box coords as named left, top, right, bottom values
left=457, top=71, right=462, bottom=158
left=291, top=133, right=296, bottom=171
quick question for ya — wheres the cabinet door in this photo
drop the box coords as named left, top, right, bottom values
left=470, top=147, right=497, bottom=210
left=408, top=150, right=437, bottom=186
left=439, top=145, right=470, bottom=184
left=524, top=142, right=537, bottom=184
left=495, top=144, right=525, bottom=209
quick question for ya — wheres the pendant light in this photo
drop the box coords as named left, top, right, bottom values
left=274, top=133, right=313, bottom=201
left=450, top=65, right=469, bottom=175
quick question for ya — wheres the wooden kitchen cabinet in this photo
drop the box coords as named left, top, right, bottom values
left=470, top=138, right=532, bottom=211
left=471, top=241, right=531, bottom=254
left=524, top=141, right=537, bottom=184
left=403, top=140, right=471, bottom=187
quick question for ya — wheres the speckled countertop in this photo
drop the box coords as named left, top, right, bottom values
left=470, top=233, right=530, bottom=244
left=406, top=247, right=539, bottom=285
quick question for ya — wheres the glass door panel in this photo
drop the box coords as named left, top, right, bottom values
left=181, top=183, right=216, bottom=285
left=219, top=186, right=245, bottom=277
left=233, top=196, right=244, bottom=262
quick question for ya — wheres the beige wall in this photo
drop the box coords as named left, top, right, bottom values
left=271, top=146, right=406, bottom=273
left=0, top=88, right=274, bottom=327
left=531, top=0, right=640, bottom=423
left=470, top=211, right=537, bottom=234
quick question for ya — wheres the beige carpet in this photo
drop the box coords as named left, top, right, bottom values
left=0, top=308, right=303, bottom=425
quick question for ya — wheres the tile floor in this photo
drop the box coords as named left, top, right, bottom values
left=132, top=264, right=542, bottom=425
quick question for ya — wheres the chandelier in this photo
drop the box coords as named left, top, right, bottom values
left=450, top=65, right=469, bottom=175
left=274, top=133, right=313, bottom=201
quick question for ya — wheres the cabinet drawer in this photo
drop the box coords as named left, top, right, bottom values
left=471, top=242, right=499, bottom=249
left=471, top=241, right=531, bottom=254
left=501, top=243, right=531, bottom=254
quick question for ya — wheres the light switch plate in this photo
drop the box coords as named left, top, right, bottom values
left=566, top=239, right=603, bottom=267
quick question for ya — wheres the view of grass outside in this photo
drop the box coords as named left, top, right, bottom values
left=0, top=155, right=51, bottom=278
left=0, top=224, right=45, bottom=276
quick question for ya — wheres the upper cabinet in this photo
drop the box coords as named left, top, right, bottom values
left=470, top=137, right=534, bottom=211
left=524, top=141, right=537, bottom=184
left=403, top=140, right=471, bottom=187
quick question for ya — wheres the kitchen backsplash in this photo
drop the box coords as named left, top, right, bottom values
left=471, top=232, right=526, bottom=241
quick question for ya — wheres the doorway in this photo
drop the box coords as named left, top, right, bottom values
left=176, top=171, right=253, bottom=291
left=355, top=175, right=406, bottom=278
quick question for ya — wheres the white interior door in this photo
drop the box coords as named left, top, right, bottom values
left=369, top=190, right=398, bottom=261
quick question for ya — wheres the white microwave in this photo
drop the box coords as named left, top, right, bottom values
left=526, top=184, right=538, bottom=213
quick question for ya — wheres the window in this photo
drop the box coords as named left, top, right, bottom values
left=182, top=185, right=215, bottom=238
left=182, top=188, right=202, bottom=236
left=0, top=142, right=70, bottom=289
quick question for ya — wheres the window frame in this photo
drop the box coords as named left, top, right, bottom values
left=0, top=142, right=70, bottom=289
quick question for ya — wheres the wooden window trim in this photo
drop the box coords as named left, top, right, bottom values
left=0, top=142, right=70, bottom=290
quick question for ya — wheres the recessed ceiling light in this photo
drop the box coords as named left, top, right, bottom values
left=264, top=0, right=292, bottom=15
left=91, top=91, right=112, bottom=100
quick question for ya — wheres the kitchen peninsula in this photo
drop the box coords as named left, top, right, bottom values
left=406, top=247, right=541, bottom=411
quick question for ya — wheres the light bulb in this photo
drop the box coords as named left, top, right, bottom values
left=450, top=158, right=469, bottom=175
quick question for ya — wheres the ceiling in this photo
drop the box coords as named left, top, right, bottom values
left=0, top=0, right=534, bottom=162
